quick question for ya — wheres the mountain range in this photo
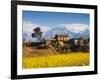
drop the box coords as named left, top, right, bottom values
left=23, top=26, right=89, bottom=43
left=43, top=26, right=89, bottom=39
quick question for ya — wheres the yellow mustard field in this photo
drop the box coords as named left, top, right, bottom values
left=22, top=52, right=90, bottom=68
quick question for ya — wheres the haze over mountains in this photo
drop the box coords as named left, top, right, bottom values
left=23, top=24, right=89, bottom=43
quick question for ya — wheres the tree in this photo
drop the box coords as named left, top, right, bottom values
left=31, top=27, right=45, bottom=48
left=31, top=27, right=43, bottom=42
left=32, top=27, right=42, bottom=38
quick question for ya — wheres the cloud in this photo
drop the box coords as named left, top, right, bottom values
left=60, top=23, right=89, bottom=33
left=23, top=21, right=89, bottom=34
left=23, top=21, right=50, bottom=33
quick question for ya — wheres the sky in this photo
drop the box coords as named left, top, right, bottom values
left=22, top=11, right=90, bottom=33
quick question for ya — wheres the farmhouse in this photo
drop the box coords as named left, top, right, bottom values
left=55, top=34, right=70, bottom=41
left=54, top=34, right=70, bottom=45
left=67, top=38, right=88, bottom=46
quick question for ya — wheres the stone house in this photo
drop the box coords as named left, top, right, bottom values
left=54, top=34, right=70, bottom=46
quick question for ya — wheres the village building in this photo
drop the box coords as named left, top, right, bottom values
left=54, top=34, right=70, bottom=46
left=55, top=34, right=70, bottom=41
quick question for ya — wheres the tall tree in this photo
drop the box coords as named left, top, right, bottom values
left=31, top=27, right=43, bottom=41
left=33, top=27, right=42, bottom=37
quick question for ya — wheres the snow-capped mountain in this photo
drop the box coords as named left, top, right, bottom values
left=23, top=32, right=32, bottom=43
left=23, top=31, right=44, bottom=43
left=43, top=26, right=89, bottom=39
left=23, top=26, right=89, bottom=42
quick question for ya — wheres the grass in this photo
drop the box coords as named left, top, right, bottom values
left=22, top=52, right=90, bottom=69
